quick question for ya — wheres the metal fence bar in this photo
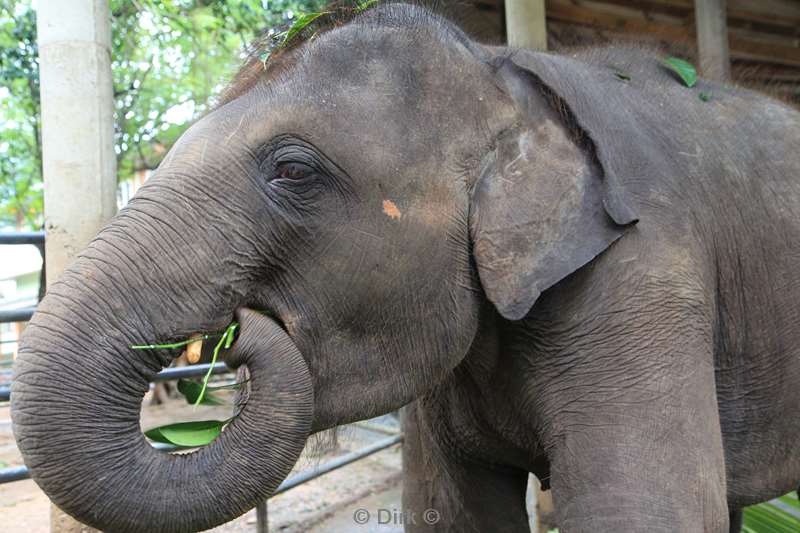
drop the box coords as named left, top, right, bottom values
left=152, top=362, right=229, bottom=382
left=0, top=307, right=36, bottom=323
left=0, top=466, right=29, bottom=484
left=254, top=433, right=403, bottom=533
left=0, top=362, right=230, bottom=402
left=256, top=500, right=269, bottom=533
left=0, top=232, right=45, bottom=246
left=274, top=434, right=402, bottom=494
left=0, top=231, right=44, bottom=324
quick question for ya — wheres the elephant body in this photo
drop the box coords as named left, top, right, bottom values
left=11, top=5, right=800, bottom=532
left=403, top=47, right=800, bottom=532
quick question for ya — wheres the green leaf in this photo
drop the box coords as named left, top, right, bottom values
left=280, top=12, right=328, bottom=47
left=130, top=334, right=211, bottom=350
left=743, top=497, right=800, bottom=533
left=355, top=0, right=378, bottom=13
left=699, top=91, right=712, bottom=102
left=177, top=379, right=224, bottom=405
left=662, top=57, right=697, bottom=88
left=194, top=322, right=239, bottom=406
left=144, top=419, right=226, bottom=447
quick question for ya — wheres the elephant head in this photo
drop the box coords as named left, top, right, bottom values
left=12, top=5, right=635, bottom=531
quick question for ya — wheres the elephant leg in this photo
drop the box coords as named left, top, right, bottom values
left=533, top=307, right=729, bottom=532
left=401, top=402, right=530, bottom=532
left=729, top=508, right=742, bottom=533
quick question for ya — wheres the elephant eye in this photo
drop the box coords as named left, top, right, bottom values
left=273, top=162, right=313, bottom=181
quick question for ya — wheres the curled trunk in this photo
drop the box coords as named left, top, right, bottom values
left=12, top=303, right=313, bottom=532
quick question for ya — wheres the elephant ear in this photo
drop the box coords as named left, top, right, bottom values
left=470, top=54, right=638, bottom=321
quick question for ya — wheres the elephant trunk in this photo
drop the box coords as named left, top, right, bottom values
left=12, top=272, right=313, bottom=533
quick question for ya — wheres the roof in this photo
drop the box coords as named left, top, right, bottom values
left=465, top=0, right=799, bottom=103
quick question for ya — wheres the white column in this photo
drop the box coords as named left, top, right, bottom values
left=507, top=3, right=550, bottom=526
left=38, top=0, right=117, bottom=283
left=505, top=0, right=548, bottom=51
left=36, top=1, right=116, bottom=531
left=695, top=0, right=730, bottom=81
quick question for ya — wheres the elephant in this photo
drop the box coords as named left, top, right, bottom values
left=11, top=3, right=800, bottom=532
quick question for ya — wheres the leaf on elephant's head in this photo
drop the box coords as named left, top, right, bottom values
left=144, top=420, right=227, bottom=447
left=276, top=11, right=329, bottom=48
left=662, top=57, right=697, bottom=88
left=355, top=0, right=378, bottom=13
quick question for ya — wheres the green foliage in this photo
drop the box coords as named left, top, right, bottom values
left=543, top=494, right=800, bottom=533
left=0, top=1, right=41, bottom=229
left=134, top=320, right=241, bottom=447
left=0, top=0, right=327, bottom=231
left=131, top=334, right=212, bottom=350
left=355, top=0, right=378, bottom=13
left=131, top=320, right=239, bottom=406
left=195, top=321, right=238, bottom=406
left=144, top=419, right=228, bottom=447
left=662, top=56, right=698, bottom=88
left=276, top=11, right=329, bottom=47
left=743, top=493, right=800, bottom=533
left=177, top=379, right=224, bottom=405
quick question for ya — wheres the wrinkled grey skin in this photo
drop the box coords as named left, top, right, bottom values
left=11, top=5, right=800, bottom=532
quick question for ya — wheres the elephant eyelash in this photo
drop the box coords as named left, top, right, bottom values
left=272, top=162, right=315, bottom=182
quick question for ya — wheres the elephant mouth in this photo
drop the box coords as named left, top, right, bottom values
left=163, top=307, right=292, bottom=366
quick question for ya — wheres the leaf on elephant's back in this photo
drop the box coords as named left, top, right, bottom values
left=144, top=420, right=226, bottom=447
left=662, top=57, right=697, bottom=88
left=177, top=379, right=224, bottom=405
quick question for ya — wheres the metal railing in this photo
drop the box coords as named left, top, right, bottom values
left=0, top=231, right=45, bottom=247
left=0, top=307, right=36, bottom=323
left=0, top=231, right=44, bottom=323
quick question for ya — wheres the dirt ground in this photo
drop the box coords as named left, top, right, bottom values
left=0, top=385, right=402, bottom=532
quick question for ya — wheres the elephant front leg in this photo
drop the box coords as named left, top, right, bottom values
left=535, top=324, right=730, bottom=532
left=400, top=402, right=531, bottom=532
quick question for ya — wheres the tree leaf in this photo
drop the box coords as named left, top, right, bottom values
left=662, top=57, right=697, bottom=88
left=177, top=379, right=224, bottom=405
left=699, top=91, right=712, bottom=102
left=144, top=419, right=226, bottom=447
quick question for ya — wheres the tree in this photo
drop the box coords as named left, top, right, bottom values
left=0, top=1, right=41, bottom=229
left=0, top=0, right=326, bottom=230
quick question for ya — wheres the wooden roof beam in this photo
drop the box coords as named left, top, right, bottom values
left=545, top=0, right=800, bottom=68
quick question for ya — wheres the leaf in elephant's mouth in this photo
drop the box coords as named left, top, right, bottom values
left=132, top=322, right=239, bottom=405
left=133, top=321, right=242, bottom=447
left=144, top=419, right=231, bottom=448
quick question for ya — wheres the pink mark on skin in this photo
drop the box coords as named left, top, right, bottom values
left=382, top=199, right=402, bottom=220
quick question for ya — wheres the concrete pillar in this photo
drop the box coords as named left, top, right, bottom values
left=36, top=1, right=116, bottom=531
left=694, top=0, right=730, bottom=81
left=505, top=0, right=547, bottom=50
left=37, top=0, right=117, bottom=280
left=507, top=4, right=549, bottom=527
